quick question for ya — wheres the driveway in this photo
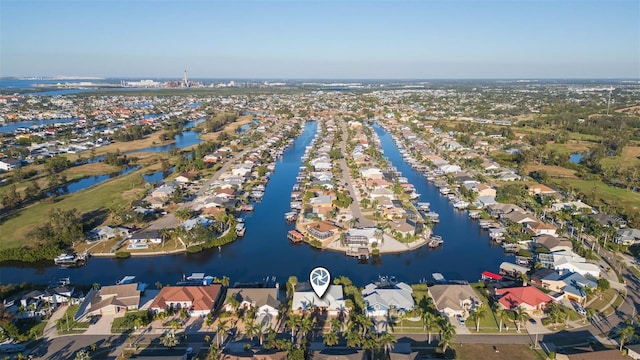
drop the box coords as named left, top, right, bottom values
left=83, top=313, right=116, bottom=335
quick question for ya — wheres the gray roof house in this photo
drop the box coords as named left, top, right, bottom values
left=362, top=281, right=414, bottom=317
left=615, top=228, right=640, bottom=246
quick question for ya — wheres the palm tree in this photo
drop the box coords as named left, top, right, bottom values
left=438, top=321, right=456, bottom=354
left=513, top=306, right=529, bottom=332
left=226, top=295, right=240, bottom=314
left=245, top=319, right=258, bottom=342
left=216, top=320, right=229, bottom=346
left=161, top=330, right=180, bottom=349
left=586, top=308, right=596, bottom=323
left=496, top=308, right=507, bottom=332
left=345, top=328, right=362, bottom=348
left=618, top=325, right=635, bottom=351
left=285, top=313, right=300, bottom=342
left=256, top=321, right=266, bottom=345
left=300, top=315, right=313, bottom=338
left=74, top=350, right=91, bottom=360
left=330, top=318, right=343, bottom=333
left=323, top=330, right=339, bottom=347
left=421, top=311, right=437, bottom=343
left=378, top=332, right=397, bottom=357
left=471, top=304, right=487, bottom=332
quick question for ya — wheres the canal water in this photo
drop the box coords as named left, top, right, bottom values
left=0, top=121, right=513, bottom=286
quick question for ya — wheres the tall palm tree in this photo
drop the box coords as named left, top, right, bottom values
left=495, top=308, right=507, bottom=332
left=300, top=316, right=313, bottom=338
left=216, top=320, right=229, bottom=346
left=471, top=304, right=488, bottom=332
left=421, top=311, right=437, bottom=344
left=438, top=321, right=456, bottom=354
left=256, top=322, right=266, bottom=345
left=330, top=318, right=343, bottom=333
left=161, top=330, right=180, bottom=349
left=619, top=325, right=635, bottom=351
left=285, top=313, right=300, bottom=342
left=378, top=332, right=397, bottom=357
left=245, top=320, right=258, bottom=342
left=513, top=306, right=529, bottom=332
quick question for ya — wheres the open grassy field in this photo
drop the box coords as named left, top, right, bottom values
left=199, top=114, right=255, bottom=142
left=0, top=168, right=148, bottom=250
left=549, top=178, right=640, bottom=217
left=601, top=145, right=640, bottom=170
left=545, top=141, right=592, bottom=155
left=524, top=165, right=577, bottom=178
left=453, top=344, right=547, bottom=360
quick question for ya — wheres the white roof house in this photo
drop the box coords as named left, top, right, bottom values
left=362, top=281, right=414, bottom=317
left=291, top=284, right=346, bottom=315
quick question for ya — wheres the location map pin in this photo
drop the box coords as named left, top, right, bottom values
left=309, top=266, right=331, bottom=298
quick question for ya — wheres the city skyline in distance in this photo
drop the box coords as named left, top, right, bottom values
left=1, top=0, right=639, bottom=79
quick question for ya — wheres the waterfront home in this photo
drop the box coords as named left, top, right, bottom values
left=86, top=225, right=131, bottom=242
left=149, top=284, right=222, bottom=317
left=477, top=195, right=498, bottom=208
left=499, top=262, right=529, bottom=278
left=428, top=284, right=481, bottom=317
left=183, top=216, right=214, bottom=231
left=500, top=211, right=538, bottom=224
left=223, top=288, right=281, bottom=317
left=614, top=228, right=640, bottom=245
left=128, top=229, right=164, bottom=245
left=534, top=235, right=573, bottom=252
left=487, top=203, right=526, bottom=217
left=494, top=286, right=553, bottom=314
left=306, top=221, right=341, bottom=245
left=525, top=221, right=557, bottom=236
left=473, top=184, right=496, bottom=198
left=360, top=167, right=384, bottom=179
left=388, top=219, right=416, bottom=237
left=76, top=283, right=141, bottom=319
left=540, top=271, right=597, bottom=303
left=344, top=227, right=382, bottom=247
left=361, top=281, right=414, bottom=317
left=291, top=283, right=346, bottom=316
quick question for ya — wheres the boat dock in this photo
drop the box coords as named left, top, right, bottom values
left=284, top=211, right=298, bottom=222
left=287, top=230, right=304, bottom=243
left=428, top=235, right=444, bottom=248
left=346, top=247, right=370, bottom=260
left=235, top=223, right=246, bottom=236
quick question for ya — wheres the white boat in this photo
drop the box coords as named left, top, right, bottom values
left=409, top=191, right=420, bottom=200
left=453, top=201, right=469, bottom=209
left=439, top=187, right=450, bottom=195
left=235, top=223, right=246, bottom=236
left=116, top=275, right=136, bottom=285
left=54, top=254, right=74, bottom=263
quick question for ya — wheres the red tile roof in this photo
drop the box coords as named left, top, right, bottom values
left=150, top=285, right=222, bottom=312
left=495, top=286, right=552, bottom=310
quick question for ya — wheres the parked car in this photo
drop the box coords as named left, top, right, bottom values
left=456, top=315, right=466, bottom=326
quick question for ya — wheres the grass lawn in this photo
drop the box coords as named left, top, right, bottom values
left=586, top=289, right=617, bottom=315
left=546, top=141, right=592, bottom=155
left=453, top=344, right=547, bottom=360
left=0, top=168, right=148, bottom=250
left=57, top=305, right=89, bottom=334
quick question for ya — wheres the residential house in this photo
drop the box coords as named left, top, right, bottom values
left=499, top=262, right=529, bottom=278
left=540, top=271, right=597, bottom=303
left=175, top=172, right=197, bottom=184
left=537, top=250, right=600, bottom=279
left=588, top=213, right=626, bottom=228
left=614, top=228, right=640, bottom=246
left=474, top=184, right=496, bottom=198
left=0, top=159, right=21, bottom=171
left=150, top=183, right=178, bottom=200
left=550, top=201, right=594, bottom=214
left=149, top=284, right=222, bottom=317
left=86, top=225, right=130, bottom=242
left=306, top=221, right=340, bottom=246
left=362, top=281, right=414, bottom=317
left=344, top=228, right=382, bottom=247
left=291, top=283, right=346, bottom=316
left=76, top=283, right=141, bottom=319
left=534, top=235, right=573, bottom=252
left=494, top=286, right=553, bottom=313
left=128, top=230, right=164, bottom=245
left=223, top=288, right=281, bottom=317
left=525, top=221, right=557, bottom=236
left=428, top=284, right=481, bottom=317
left=527, top=184, right=557, bottom=196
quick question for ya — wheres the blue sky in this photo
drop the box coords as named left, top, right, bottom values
left=1, top=0, right=639, bottom=79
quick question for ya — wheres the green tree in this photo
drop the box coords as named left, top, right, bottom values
left=323, top=330, right=339, bottom=347
left=513, top=306, right=529, bottom=332
left=438, top=320, right=456, bottom=353
left=421, top=311, right=437, bottom=343
left=74, top=350, right=91, bottom=360
left=216, top=320, right=229, bottom=346
left=618, top=325, right=635, bottom=351
left=160, top=330, right=180, bottom=349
